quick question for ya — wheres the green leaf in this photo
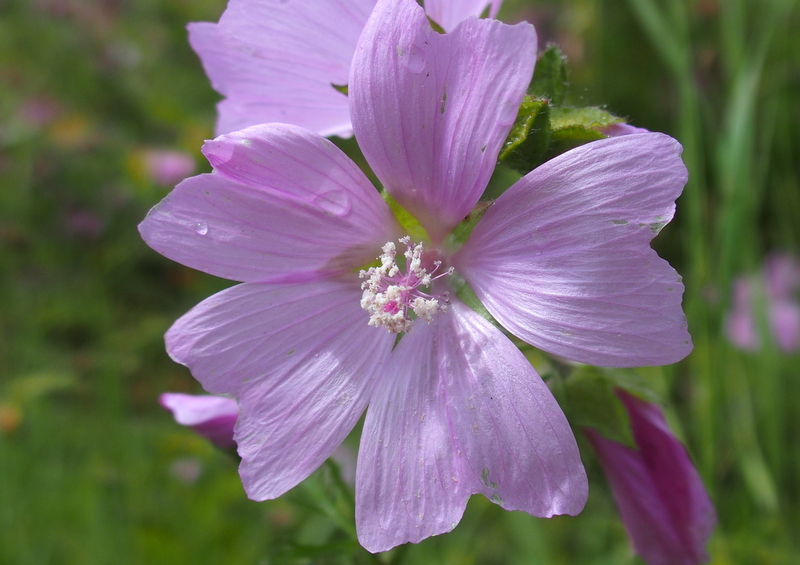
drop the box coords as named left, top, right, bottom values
left=497, top=95, right=551, bottom=173
left=3, top=371, right=76, bottom=404
left=528, top=44, right=569, bottom=105
left=562, top=366, right=635, bottom=447
left=561, top=366, right=661, bottom=447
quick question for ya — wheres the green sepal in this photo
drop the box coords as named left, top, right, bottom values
left=498, top=95, right=551, bottom=173
left=545, top=125, right=607, bottom=159
left=449, top=272, right=502, bottom=330
left=331, top=83, right=348, bottom=96
left=560, top=366, right=662, bottom=448
left=528, top=44, right=569, bottom=105
left=381, top=190, right=428, bottom=243
left=498, top=44, right=629, bottom=177
left=448, top=200, right=492, bottom=249
left=427, top=16, right=445, bottom=34
left=550, top=105, right=622, bottom=131
left=544, top=106, right=623, bottom=160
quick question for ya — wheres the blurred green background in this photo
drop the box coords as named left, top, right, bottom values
left=1, top=0, right=798, bottom=563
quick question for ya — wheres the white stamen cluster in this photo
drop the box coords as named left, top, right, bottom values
left=359, top=236, right=453, bottom=333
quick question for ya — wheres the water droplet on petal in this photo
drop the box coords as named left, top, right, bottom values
left=194, top=222, right=208, bottom=235
left=312, top=190, right=351, bottom=216
left=398, top=45, right=425, bottom=73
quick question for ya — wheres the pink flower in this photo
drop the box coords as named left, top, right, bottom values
left=725, top=253, right=800, bottom=352
left=65, top=209, right=104, bottom=239
left=142, top=149, right=196, bottom=186
left=160, top=392, right=239, bottom=449
left=141, top=0, right=690, bottom=551
left=585, top=389, right=716, bottom=565
left=188, top=0, right=504, bottom=136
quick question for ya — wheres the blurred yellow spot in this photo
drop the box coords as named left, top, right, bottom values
left=48, top=114, right=93, bottom=148
left=0, top=403, right=21, bottom=434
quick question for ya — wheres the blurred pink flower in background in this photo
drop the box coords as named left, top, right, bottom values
left=725, top=253, right=800, bottom=352
left=142, top=149, right=196, bottom=186
left=19, top=96, right=62, bottom=129
left=160, top=392, right=238, bottom=449
left=65, top=209, right=104, bottom=239
left=585, top=389, right=716, bottom=565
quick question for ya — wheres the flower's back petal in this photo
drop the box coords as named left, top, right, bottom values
left=189, top=0, right=376, bottom=136
left=159, top=393, right=238, bottom=427
left=456, top=133, right=692, bottom=367
left=139, top=124, right=399, bottom=283
left=424, top=0, right=504, bottom=32
left=159, top=393, right=239, bottom=448
left=350, top=0, right=535, bottom=242
left=166, top=278, right=395, bottom=500
left=356, top=301, right=586, bottom=553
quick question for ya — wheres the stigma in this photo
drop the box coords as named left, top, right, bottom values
left=359, top=236, right=453, bottom=333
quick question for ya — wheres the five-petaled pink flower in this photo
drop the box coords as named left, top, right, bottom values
left=585, top=389, right=716, bottom=565
left=141, top=0, right=691, bottom=552
left=188, top=0, right=503, bottom=137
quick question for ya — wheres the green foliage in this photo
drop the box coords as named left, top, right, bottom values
left=498, top=46, right=625, bottom=175
left=560, top=366, right=663, bottom=447
left=498, top=95, right=552, bottom=173
left=528, top=44, right=569, bottom=105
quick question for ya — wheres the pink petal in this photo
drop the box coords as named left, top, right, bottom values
left=724, top=309, right=760, bottom=351
left=424, top=0, right=504, bottom=32
left=189, top=0, right=376, bottom=136
left=159, top=393, right=238, bottom=448
left=585, top=390, right=715, bottom=565
left=356, top=300, right=586, bottom=553
left=455, top=133, right=692, bottom=367
left=350, top=0, right=536, bottom=243
left=139, top=124, right=399, bottom=283
left=166, top=278, right=395, bottom=500
left=764, top=252, right=800, bottom=299
left=769, top=299, right=800, bottom=352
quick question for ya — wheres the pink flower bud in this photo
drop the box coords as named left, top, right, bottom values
left=159, top=393, right=238, bottom=449
left=585, top=389, right=716, bottom=565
